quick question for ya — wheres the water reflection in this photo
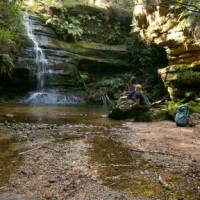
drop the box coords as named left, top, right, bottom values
left=0, top=104, right=120, bottom=126
left=87, top=135, right=200, bottom=199
left=0, top=133, right=19, bottom=186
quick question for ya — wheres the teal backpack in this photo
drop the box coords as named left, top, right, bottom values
left=175, top=105, right=190, bottom=127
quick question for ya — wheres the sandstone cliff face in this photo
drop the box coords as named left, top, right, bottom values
left=133, top=0, right=200, bottom=100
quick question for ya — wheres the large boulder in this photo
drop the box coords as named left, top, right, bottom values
left=158, top=61, right=200, bottom=100
left=108, top=97, right=151, bottom=121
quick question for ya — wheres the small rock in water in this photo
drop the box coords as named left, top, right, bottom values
left=48, top=178, right=57, bottom=183
left=0, top=193, right=32, bottom=200
left=5, top=114, right=14, bottom=118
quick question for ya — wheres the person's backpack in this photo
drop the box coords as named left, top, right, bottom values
left=175, top=105, right=190, bottom=127
left=141, top=93, right=151, bottom=108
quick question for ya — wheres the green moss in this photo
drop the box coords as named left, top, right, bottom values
left=59, top=40, right=131, bottom=71
left=76, top=41, right=126, bottom=51
left=0, top=1, right=22, bottom=77
left=0, top=54, right=15, bottom=78
left=63, top=41, right=128, bottom=62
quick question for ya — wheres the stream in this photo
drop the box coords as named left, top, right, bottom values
left=0, top=103, right=200, bottom=199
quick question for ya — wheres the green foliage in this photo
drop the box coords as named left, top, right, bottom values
left=78, top=14, right=97, bottom=21
left=167, top=0, right=200, bottom=41
left=99, top=77, right=125, bottom=89
left=126, top=33, right=168, bottom=72
left=125, top=32, right=168, bottom=101
left=0, top=30, right=16, bottom=54
left=106, top=23, right=123, bottom=45
left=46, top=12, right=83, bottom=41
left=189, top=101, right=200, bottom=113
left=27, top=1, right=130, bottom=45
left=161, top=101, right=181, bottom=114
left=0, top=1, right=21, bottom=32
left=161, top=100, right=200, bottom=117
left=44, top=0, right=76, bottom=7
left=0, top=1, right=22, bottom=78
left=97, top=75, right=131, bottom=100
left=0, top=54, right=14, bottom=78
left=0, top=1, right=21, bottom=53
left=80, top=72, right=90, bottom=83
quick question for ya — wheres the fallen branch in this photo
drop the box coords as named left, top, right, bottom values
left=99, top=164, right=134, bottom=168
left=158, top=174, right=171, bottom=190
left=110, top=164, right=134, bottom=167
left=130, top=149, right=183, bottom=158
left=151, top=99, right=165, bottom=107
left=19, top=146, right=43, bottom=155
left=0, top=186, right=6, bottom=190
left=19, top=139, right=56, bottom=156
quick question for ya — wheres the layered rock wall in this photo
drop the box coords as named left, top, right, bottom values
left=133, top=0, right=200, bottom=100
left=11, top=9, right=131, bottom=99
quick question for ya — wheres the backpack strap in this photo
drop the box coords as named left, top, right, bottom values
left=186, top=105, right=190, bottom=116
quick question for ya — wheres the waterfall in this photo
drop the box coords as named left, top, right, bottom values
left=22, top=12, right=83, bottom=105
left=23, top=12, right=48, bottom=90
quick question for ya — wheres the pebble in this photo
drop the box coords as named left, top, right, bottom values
left=0, top=193, right=32, bottom=200
left=48, top=178, right=57, bottom=183
left=5, top=114, right=14, bottom=118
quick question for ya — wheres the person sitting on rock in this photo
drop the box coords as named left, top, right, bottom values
left=118, top=76, right=137, bottom=107
left=127, top=76, right=137, bottom=100
left=132, top=84, right=150, bottom=111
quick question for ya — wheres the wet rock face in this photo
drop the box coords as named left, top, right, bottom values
left=17, top=13, right=79, bottom=92
left=11, top=11, right=131, bottom=99
left=134, top=0, right=200, bottom=100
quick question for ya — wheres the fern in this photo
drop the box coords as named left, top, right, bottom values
left=46, top=14, right=83, bottom=40
left=0, top=54, right=14, bottom=78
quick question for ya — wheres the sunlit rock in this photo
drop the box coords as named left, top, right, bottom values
left=134, top=0, right=200, bottom=100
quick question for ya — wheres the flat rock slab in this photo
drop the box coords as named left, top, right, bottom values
left=0, top=193, right=33, bottom=200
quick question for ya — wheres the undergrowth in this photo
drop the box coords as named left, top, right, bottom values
left=0, top=1, right=22, bottom=78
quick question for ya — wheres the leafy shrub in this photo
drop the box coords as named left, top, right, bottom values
left=126, top=33, right=168, bottom=71
left=0, top=1, right=21, bottom=52
left=0, top=1, right=22, bottom=78
left=0, top=1, right=21, bottom=32
left=0, top=30, right=16, bottom=54
left=80, top=72, right=90, bottom=83
left=126, top=32, right=168, bottom=100
left=98, top=76, right=131, bottom=100
left=99, top=77, right=125, bottom=89
left=46, top=10, right=83, bottom=41
left=106, top=23, right=123, bottom=45
left=0, top=54, right=14, bottom=78
left=161, top=101, right=181, bottom=114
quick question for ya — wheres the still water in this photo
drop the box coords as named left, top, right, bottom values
left=0, top=103, right=119, bottom=126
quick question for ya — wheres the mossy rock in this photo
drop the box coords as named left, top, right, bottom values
left=108, top=107, right=152, bottom=121
left=158, top=60, right=200, bottom=100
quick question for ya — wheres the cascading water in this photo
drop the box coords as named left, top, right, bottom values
left=22, top=12, right=82, bottom=104
left=23, top=12, right=48, bottom=90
